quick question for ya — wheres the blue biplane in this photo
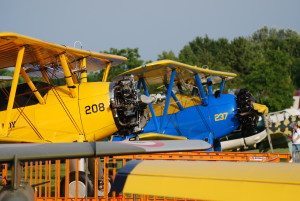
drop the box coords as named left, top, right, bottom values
left=111, top=60, right=268, bottom=150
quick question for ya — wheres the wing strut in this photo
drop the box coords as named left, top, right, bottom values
left=59, top=54, right=77, bottom=98
left=194, top=73, right=208, bottom=106
left=140, top=77, right=159, bottom=130
left=170, top=91, right=184, bottom=111
left=79, top=58, right=87, bottom=83
left=160, top=69, right=176, bottom=131
left=207, top=77, right=213, bottom=96
left=219, top=78, right=226, bottom=94
left=2, top=46, right=25, bottom=135
left=20, top=68, right=45, bottom=104
left=102, top=62, right=112, bottom=82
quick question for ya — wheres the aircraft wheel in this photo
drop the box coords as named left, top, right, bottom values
left=97, top=178, right=112, bottom=196
left=60, top=171, right=94, bottom=198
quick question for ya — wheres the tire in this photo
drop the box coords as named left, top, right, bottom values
left=98, top=178, right=112, bottom=196
left=60, top=171, right=94, bottom=198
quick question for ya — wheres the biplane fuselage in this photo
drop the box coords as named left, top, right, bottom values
left=143, top=93, right=239, bottom=141
left=0, top=82, right=118, bottom=143
left=112, top=60, right=268, bottom=150
left=0, top=32, right=131, bottom=143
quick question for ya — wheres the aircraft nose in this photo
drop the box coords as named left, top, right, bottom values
left=236, top=89, right=268, bottom=135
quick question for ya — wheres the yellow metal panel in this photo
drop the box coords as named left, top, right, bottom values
left=34, top=85, right=82, bottom=142
left=151, top=94, right=201, bottom=116
left=78, top=82, right=118, bottom=141
left=0, top=82, right=117, bottom=143
left=119, top=60, right=237, bottom=80
left=0, top=32, right=127, bottom=69
left=121, top=160, right=300, bottom=200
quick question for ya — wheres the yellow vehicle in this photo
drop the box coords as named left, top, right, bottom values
left=0, top=32, right=210, bottom=198
left=0, top=32, right=145, bottom=143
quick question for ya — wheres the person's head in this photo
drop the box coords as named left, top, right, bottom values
left=290, top=122, right=298, bottom=130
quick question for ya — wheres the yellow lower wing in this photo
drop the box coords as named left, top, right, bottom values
left=114, top=160, right=300, bottom=200
left=138, top=133, right=187, bottom=140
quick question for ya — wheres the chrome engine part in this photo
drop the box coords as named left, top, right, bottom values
left=110, top=75, right=148, bottom=135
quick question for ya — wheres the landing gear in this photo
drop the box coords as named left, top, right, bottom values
left=213, top=139, right=222, bottom=151
left=60, top=171, right=112, bottom=198
left=60, top=171, right=94, bottom=198
left=60, top=158, right=112, bottom=198
left=98, top=178, right=112, bottom=197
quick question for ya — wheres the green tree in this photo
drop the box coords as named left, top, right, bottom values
left=251, top=27, right=300, bottom=89
left=104, top=48, right=143, bottom=70
left=178, top=44, right=198, bottom=65
left=87, top=71, right=103, bottom=82
left=157, top=50, right=178, bottom=61
left=0, top=69, right=13, bottom=76
left=176, top=27, right=300, bottom=111
left=103, top=48, right=144, bottom=81
left=87, top=48, right=144, bottom=82
left=244, top=50, right=294, bottom=111
left=291, top=58, right=300, bottom=88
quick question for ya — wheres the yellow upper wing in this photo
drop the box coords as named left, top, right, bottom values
left=118, top=59, right=237, bottom=84
left=0, top=32, right=127, bottom=70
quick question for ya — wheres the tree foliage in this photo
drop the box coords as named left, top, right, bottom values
left=175, top=27, right=300, bottom=111
left=244, top=50, right=294, bottom=111
left=87, top=48, right=144, bottom=82
left=0, top=69, right=13, bottom=76
left=104, top=48, right=144, bottom=81
left=157, top=50, right=178, bottom=61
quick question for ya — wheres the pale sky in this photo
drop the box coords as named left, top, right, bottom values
left=1, top=0, right=299, bottom=60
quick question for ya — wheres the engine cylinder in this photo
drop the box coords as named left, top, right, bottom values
left=110, top=75, right=148, bottom=135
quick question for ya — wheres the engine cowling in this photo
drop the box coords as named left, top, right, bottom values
left=236, top=89, right=260, bottom=137
left=110, top=75, right=148, bottom=135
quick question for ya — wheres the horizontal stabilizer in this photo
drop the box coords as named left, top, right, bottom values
left=0, top=140, right=210, bottom=162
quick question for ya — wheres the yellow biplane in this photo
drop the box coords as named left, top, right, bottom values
left=0, top=32, right=128, bottom=143
left=0, top=32, right=210, bottom=198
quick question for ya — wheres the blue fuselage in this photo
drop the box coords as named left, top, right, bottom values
left=143, top=94, right=239, bottom=142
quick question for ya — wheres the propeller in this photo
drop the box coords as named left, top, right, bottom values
left=236, top=89, right=260, bottom=138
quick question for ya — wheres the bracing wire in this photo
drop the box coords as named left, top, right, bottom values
left=45, top=63, right=86, bottom=140
left=1, top=87, right=47, bottom=141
